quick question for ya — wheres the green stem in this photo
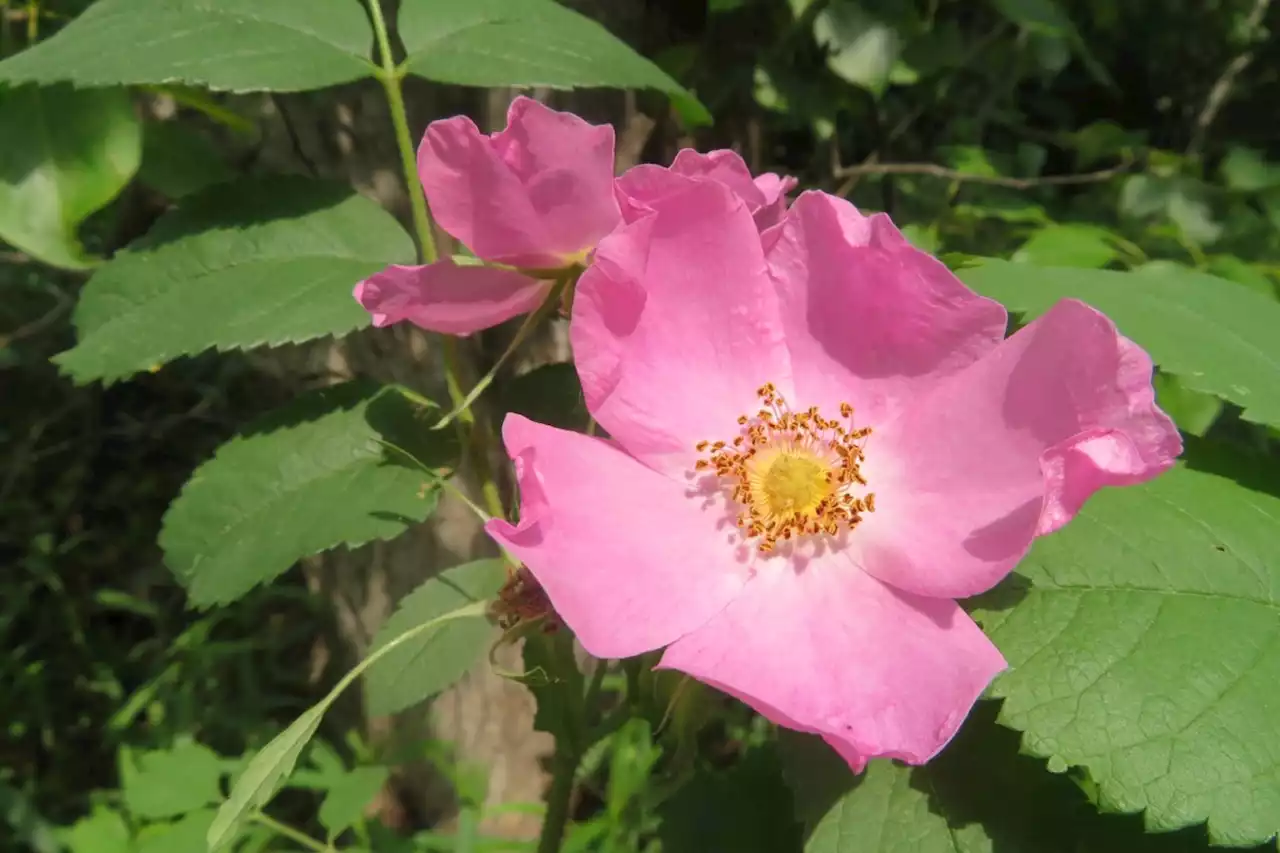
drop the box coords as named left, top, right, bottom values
left=583, top=658, right=608, bottom=721
left=368, top=0, right=436, bottom=263
left=442, top=337, right=507, bottom=519
left=536, top=747, right=579, bottom=853
left=366, top=0, right=505, bottom=520
left=252, top=813, right=332, bottom=853
left=433, top=282, right=565, bottom=430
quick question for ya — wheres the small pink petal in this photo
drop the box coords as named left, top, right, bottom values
left=418, top=96, right=619, bottom=267
left=353, top=262, right=550, bottom=336
left=670, top=149, right=767, bottom=208
left=751, top=172, right=798, bottom=231
left=571, top=179, right=791, bottom=476
left=658, top=556, right=1006, bottom=770
left=484, top=415, right=749, bottom=659
left=767, top=191, right=1008, bottom=425
left=616, top=148, right=795, bottom=231
left=857, top=299, right=1181, bottom=600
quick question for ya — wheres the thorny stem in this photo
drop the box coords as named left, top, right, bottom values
left=251, top=813, right=333, bottom=853
left=366, top=0, right=505, bottom=520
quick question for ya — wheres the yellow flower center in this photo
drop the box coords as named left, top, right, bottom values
left=754, top=451, right=829, bottom=516
left=695, top=383, right=875, bottom=553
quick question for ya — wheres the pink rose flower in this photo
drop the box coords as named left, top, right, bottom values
left=485, top=179, right=1181, bottom=770
left=354, top=96, right=620, bottom=335
left=616, top=148, right=796, bottom=232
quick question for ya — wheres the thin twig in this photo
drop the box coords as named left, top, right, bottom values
left=833, top=157, right=1133, bottom=194
left=1187, top=0, right=1274, bottom=158
left=0, top=299, right=70, bottom=348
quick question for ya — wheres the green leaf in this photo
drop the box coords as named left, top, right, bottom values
left=0, top=0, right=375, bottom=92
left=0, top=85, right=140, bottom=270
left=138, top=121, right=233, bottom=200
left=1220, top=147, right=1280, bottom=192
left=959, top=259, right=1280, bottom=430
left=161, top=381, right=458, bottom=607
left=62, top=807, right=130, bottom=853
left=208, top=708, right=325, bottom=852
left=318, top=766, right=391, bottom=838
left=780, top=702, right=1236, bottom=852
left=812, top=2, right=902, bottom=96
left=209, top=598, right=490, bottom=852
left=500, top=363, right=590, bottom=432
left=1012, top=224, right=1119, bottom=269
left=136, top=809, right=216, bottom=853
left=0, top=783, right=60, bottom=853
left=988, top=0, right=1110, bottom=85
left=971, top=446, right=1280, bottom=846
left=1205, top=255, right=1277, bottom=300
left=1153, top=373, right=1222, bottom=437
left=660, top=745, right=802, bottom=853
left=364, top=559, right=506, bottom=716
left=122, top=740, right=225, bottom=819
left=54, top=176, right=413, bottom=384
left=399, top=0, right=710, bottom=125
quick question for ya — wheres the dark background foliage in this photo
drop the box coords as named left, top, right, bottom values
left=2, top=0, right=1277, bottom=850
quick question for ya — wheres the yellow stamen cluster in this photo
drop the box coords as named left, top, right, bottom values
left=695, top=383, right=875, bottom=553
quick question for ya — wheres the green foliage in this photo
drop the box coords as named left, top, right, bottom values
left=969, top=445, right=1280, bottom=846
left=0, top=0, right=376, bottom=91
left=121, top=740, right=225, bottom=819
left=659, top=745, right=802, bottom=853
left=160, top=381, right=457, bottom=607
left=54, top=176, right=414, bottom=384
left=318, top=766, right=391, bottom=839
left=960, top=261, right=1280, bottom=430
left=209, top=598, right=491, bottom=851
left=0, top=85, right=140, bottom=269
left=363, top=559, right=507, bottom=716
left=778, top=702, right=1241, bottom=853
left=138, top=121, right=234, bottom=200
left=207, top=707, right=325, bottom=851
left=1012, top=224, right=1120, bottom=268
left=500, top=363, right=591, bottom=432
left=398, top=0, right=710, bottom=124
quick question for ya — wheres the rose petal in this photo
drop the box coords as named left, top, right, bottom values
left=572, top=179, right=792, bottom=477
left=751, top=172, right=798, bottom=231
left=615, top=149, right=795, bottom=231
left=485, top=415, right=749, bottom=659
left=856, top=299, right=1182, bottom=600
left=670, top=149, right=767, bottom=208
left=659, top=556, right=1006, bottom=771
left=767, top=191, right=1008, bottom=425
left=354, top=262, right=549, bottom=336
left=418, top=96, right=619, bottom=267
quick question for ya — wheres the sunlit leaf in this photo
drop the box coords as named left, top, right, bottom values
left=363, top=559, right=506, bottom=716
left=0, top=0, right=375, bottom=92
left=961, top=260, right=1280, bottom=429
left=161, top=382, right=456, bottom=607
left=971, top=447, right=1280, bottom=846
left=0, top=85, right=140, bottom=270
left=54, top=177, right=413, bottom=384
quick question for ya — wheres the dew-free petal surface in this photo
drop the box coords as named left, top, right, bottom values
left=485, top=415, right=749, bottom=659
left=419, top=96, right=618, bottom=267
left=659, top=555, right=1006, bottom=770
left=572, top=180, right=791, bottom=476
left=354, top=262, right=549, bottom=335
left=856, top=299, right=1181, bottom=600
left=766, top=191, right=1008, bottom=426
